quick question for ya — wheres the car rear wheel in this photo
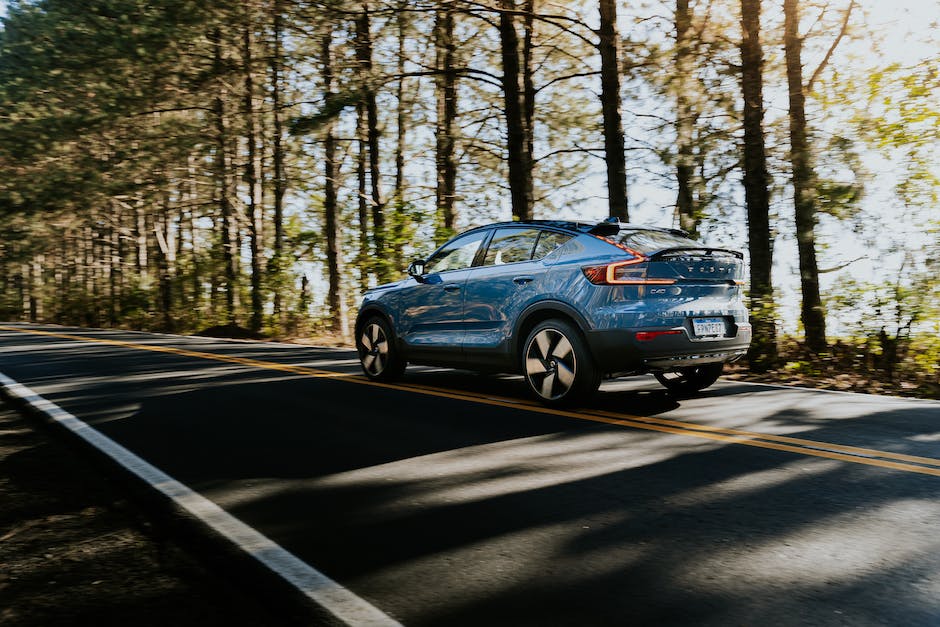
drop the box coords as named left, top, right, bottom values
left=357, top=316, right=406, bottom=381
left=654, top=363, right=724, bottom=394
left=523, top=319, right=599, bottom=406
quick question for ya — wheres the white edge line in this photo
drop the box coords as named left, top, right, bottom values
left=0, top=371, right=401, bottom=627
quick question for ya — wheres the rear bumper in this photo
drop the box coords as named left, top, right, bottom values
left=586, top=322, right=751, bottom=375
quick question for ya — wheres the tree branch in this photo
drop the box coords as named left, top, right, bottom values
left=819, top=255, right=866, bottom=274
left=806, top=0, right=855, bottom=93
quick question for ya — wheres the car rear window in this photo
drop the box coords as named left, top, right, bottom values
left=533, top=230, right=573, bottom=259
left=483, top=228, right=541, bottom=266
left=612, top=229, right=700, bottom=254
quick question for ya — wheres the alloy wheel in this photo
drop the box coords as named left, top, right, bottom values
left=525, top=328, right=577, bottom=400
left=360, top=322, right=389, bottom=376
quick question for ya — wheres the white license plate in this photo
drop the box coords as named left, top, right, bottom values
left=692, top=317, right=726, bottom=337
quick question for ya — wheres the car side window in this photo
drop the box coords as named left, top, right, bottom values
left=533, top=230, right=573, bottom=259
left=424, top=230, right=488, bottom=273
left=482, top=228, right=541, bottom=266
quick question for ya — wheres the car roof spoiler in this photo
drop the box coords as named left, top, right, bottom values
left=586, top=217, right=690, bottom=238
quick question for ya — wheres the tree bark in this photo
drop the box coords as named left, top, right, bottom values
left=740, top=0, right=778, bottom=370
left=392, top=8, right=409, bottom=269
left=522, top=0, right=536, bottom=212
left=598, top=0, right=629, bottom=220
left=356, top=3, right=390, bottom=283
left=499, top=0, right=533, bottom=221
left=435, top=2, right=458, bottom=243
left=243, top=1, right=265, bottom=334
left=108, top=199, right=121, bottom=325
left=212, top=27, right=238, bottom=326
left=356, top=102, right=370, bottom=292
left=321, top=30, right=350, bottom=341
left=155, top=187, right=175, bottom=331
left=270, top=0, right=286, bottom=325
left=784, top=0, right=827, bottom=352
left=674, top=0, right=699, bottom=235
left=185, top=154, right=201, bottom=318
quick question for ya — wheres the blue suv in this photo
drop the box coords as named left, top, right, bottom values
left=356, top=219, right=751, bottom=405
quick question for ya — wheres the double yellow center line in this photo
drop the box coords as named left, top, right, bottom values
left=2, top=324, right=939, bottom=478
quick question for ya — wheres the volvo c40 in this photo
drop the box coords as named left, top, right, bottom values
left=355, top=219, right=751, bottom=405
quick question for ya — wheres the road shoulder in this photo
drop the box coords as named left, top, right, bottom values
left=0, top=401, right=284, bottom=627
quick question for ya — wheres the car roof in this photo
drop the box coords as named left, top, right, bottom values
left=475, top=219, right=690, bottom=238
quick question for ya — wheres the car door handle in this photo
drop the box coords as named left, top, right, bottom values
left=513, top=276, right=534, bottom=285
left=443, top=285, right=461, bottom=293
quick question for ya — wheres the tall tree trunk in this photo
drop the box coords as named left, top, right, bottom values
left=522, top=0, right=536, bottom=212
left=269, top=0, right=286, bottom=326
left=674, top=0, right=700, bottom=236
left=435, top=2, right=458, bottom=243
left=784, top=0, right=827, bottom=352
left=392, top=8, right=409, bottom=269
left=499, top=0, right=533, bottom=221
left=243, top=2, right=265, bottom=334
left=598, top=0, right=629, bottom=220
left=155, top=188, right=175, bottom=331
left=356, top=3, right=390, bottom=283
left=16, top=261, right=25, bottom=320
left=212, top=27, right=238, bottom=326
left=134, top=195, right=148, bottom=284
left=185, top=154, right=201, bottom=318
left=108, top=199, right=121, bottom=325
left=356, top=102, right=370, bottom=292
left=83, top=221, right=95, bottom=326
left=321, top=30, right=350, bottom=342
left=740, top=0, right=778, bottom=370
left=28, top=254, right=42, bottom=322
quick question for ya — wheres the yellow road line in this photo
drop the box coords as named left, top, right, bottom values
left=583, top=408, right=940, bottom=468
left=2, top=324, right=939, bottom=478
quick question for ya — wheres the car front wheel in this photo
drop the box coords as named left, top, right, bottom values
left=523, top=319, right=599, bottom=406
left=357, top=316, right=406, bottom=381
left=654, top=363, right=724, bottom=395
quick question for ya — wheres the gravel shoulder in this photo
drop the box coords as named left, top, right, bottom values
left=0, top=401, right=286, bottom=627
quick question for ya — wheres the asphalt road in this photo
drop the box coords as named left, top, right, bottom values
left=1, top=322, right=938, bottom=626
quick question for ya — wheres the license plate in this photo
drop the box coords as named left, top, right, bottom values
left=692, top=317, right=725, bottom=337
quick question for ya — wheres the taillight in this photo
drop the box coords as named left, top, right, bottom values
left=581, top=259, right=676, bottom=285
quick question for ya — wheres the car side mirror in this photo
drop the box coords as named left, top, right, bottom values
left=407, top=259, right=426, bottom=282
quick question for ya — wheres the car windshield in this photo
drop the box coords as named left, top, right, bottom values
left=612, top=229, right=700, bottom=254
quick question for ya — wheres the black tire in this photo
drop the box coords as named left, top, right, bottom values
left=356, top=316, right=406, bottom=381
left=522, top=319, right=600, bottom=406
left=654, top=363, right=724, bottom=395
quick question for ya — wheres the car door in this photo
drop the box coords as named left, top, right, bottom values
left=397, top=228, right=490, bottom=363
left=462, top=228, right=568, bottom=368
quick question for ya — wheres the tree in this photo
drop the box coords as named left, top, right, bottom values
left=674, top=0, right=696, bottom=234
left=355, top=2, right=391, bottom=283
left=740, top=0, right=778, bottom=369
left=269, top=0, right=287, bottom=326
left=499, top=0, right=534, bottom=221
left=784, top=0, right=822, bottom=352
left=211, top=26, right=239, bottom=327
left=243, top=0, right=265, bottom=333
left=321, top=27, right=349, bottom=341
left=435, top=1, right=458, bottom=241
left=598, top=0, right=628, bottom=220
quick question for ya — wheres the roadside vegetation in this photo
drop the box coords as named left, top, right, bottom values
left=0, top=0, right=937, bottom=393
